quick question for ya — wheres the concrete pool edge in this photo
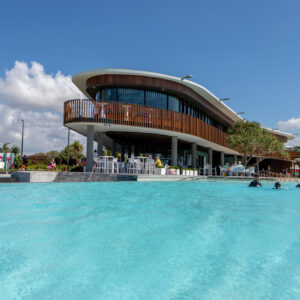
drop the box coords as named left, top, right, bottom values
left=7, top=171, right=300, bottom=183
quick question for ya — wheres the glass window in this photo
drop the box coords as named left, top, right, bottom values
left=118, top=88, right=144, bottom=105
left=95, top=91, right=101, bottom=101
left=102, top=88, right=117, bottom=101
left=145, top=91, right=167, bottom=109
left=168, top=96, right=179, bottom=112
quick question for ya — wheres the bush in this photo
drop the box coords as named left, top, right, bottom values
left=70, top=166, right=83, bottom=172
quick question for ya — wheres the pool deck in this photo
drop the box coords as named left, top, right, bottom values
left=5, top=171, right=300, bottom=183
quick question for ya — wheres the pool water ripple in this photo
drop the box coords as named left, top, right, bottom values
left=1, top=181, right=300, bottom=299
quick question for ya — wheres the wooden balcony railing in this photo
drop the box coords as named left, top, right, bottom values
left=64, top=99, right=230, bottom=148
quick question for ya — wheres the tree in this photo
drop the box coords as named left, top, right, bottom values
left=32, top=152, right=46, bottom=156
left=227, top=120, right=288, bottom=167
left=47, top=150, right=60, bottom=158
left=0, top=142, right=11, bottom=153
left=59, top=140, right=84, bottom=165
left=11, top=145, right=20, bottom=155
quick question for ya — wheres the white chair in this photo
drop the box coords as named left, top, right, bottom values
left=204, top=165, right=212, bottom=176
left=219, top=166, right=227, bottom=176
left=231, top=165, right=246, bottom=176
left=245, top=167, right=255, bottom=177
left=145, top=159, right=155, bottom=174
left=128, top=157, right=136, bottom=174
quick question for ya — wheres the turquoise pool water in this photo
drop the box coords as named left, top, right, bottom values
left=1, top=181, right=300, bottom=299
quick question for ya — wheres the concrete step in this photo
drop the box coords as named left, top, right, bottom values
left=53, top=172, right=137, bottom=182
left=0, top=174, right=17, bottom=183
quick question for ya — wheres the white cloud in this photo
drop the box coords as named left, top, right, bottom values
left=0, top=61, right=84, bottom=112
left=0, top=61, right=87, bottom=154
left=0, top=103, right=86, bottom=154
left=278, top=117, right=300, bottom=131
left=286, top=138, right=300, bottom=147
left=277, top=117, right=300, bottom=147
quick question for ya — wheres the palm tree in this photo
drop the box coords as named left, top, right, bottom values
left=0, top=143, right=10, bottom=153
left=11, top=145, right=20, bottom=155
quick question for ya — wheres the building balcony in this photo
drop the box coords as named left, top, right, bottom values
left=64, top=99, right=231, bottom=149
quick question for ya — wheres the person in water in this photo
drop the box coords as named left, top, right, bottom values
left=296, top=183, right=300, bottom=188
left=274, top=182, right=281, bottom=189
left=249, top=175, right=262, bottom=187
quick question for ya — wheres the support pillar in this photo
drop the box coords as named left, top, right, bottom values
left=220, top=151, right=224, bottom=167
left=256, top=157, right=260, bottom=173
left=208, top=148, right=213, bottom=166
left=171, top=136, right=178, bottom=166
left=86, top=125, right=94, bottom=172
left=192, top=142, right=197, bottom=168
left=234, top=155, right=238, bottom=163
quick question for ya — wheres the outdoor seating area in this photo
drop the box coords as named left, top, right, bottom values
left=89, top=155, right=259, bottom=177
left=219, top=162, right=256, bottom=177
left=92, top=156, right=156, bottom=175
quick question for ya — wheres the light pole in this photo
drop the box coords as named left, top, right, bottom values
left=181, top=75, right=193, bottom=81
left=67, top=128, right=70, bottom=171
left=20, top=119, right=24, bottom=156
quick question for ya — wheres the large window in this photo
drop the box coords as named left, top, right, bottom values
left=102, top=88, right=117, bottom=101
left=145, top=90, right=167, bottom=109
left=96, top=91, right=101, bottom=101
left=118, top=88, right=144, bottom=105
left=168, top=95, right=179, bottom=112
left=97, top=87, right=227, bottom=132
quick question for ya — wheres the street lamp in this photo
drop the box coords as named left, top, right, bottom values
left=181, top=75, right=193, bottom=81
left=219, top=98, right=230, bottom=101
left=19, top=119, right=24, bottom=156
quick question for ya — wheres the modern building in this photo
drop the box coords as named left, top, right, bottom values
left=64, top=69, right=294, bottom=172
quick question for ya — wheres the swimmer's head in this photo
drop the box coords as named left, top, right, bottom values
left=275, top=182, right=281, bottom=189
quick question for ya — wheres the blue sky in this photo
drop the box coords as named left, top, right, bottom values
left=0, top=0, right=300, bottom=152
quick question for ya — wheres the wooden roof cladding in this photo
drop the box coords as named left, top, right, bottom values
left=86, top=74, right=235, bottom=126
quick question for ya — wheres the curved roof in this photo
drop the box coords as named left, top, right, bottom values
left=72, top=68, right=295, bottom=141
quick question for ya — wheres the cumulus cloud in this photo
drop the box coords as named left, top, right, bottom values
left=0, top=61, right=84, bottom=112
left=277, top=117, right=300, bottom=147
left=0, top=103, right=86, bottom=154
left=278, top=117, right=300, bottom=131
left=286, top=138, right=300, bottom=147
left=0, top=61, right=86, bottom=154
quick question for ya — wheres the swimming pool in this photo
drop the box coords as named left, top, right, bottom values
left=1, top=181, right=300, bottom=299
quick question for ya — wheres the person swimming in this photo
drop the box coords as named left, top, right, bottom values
left=296, top=183, right=300, bottom=188
left=249, top=175, right=262, bottom=187
left=274, top=182, right=281, bottom=189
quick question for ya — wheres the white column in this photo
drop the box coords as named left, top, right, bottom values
left=171, top=136, right=178, bottom=166
left=256, top=157, right=260, bottom=173
left=192, top=143, right=197, bottom=168
left=86, top=125, right=94, bottom=172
